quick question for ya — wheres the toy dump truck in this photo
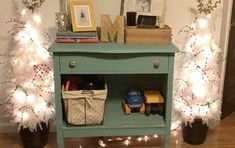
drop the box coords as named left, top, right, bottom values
left=144, top=90, right=164, bottom=116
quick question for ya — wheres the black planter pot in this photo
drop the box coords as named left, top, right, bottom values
left=182, top=118, right=209, bottom=145
left=19, top=122, right=49, bottom=148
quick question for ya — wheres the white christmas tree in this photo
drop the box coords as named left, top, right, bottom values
left=173, top=9, right=222, bottom=128
left=6, top=7, right=55, bottom=131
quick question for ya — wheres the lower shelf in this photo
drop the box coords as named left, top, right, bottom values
left=61, top=97, right=166, bottom=137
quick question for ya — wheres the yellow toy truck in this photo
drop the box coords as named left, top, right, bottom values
left=144, top=90, right=164, bottom=116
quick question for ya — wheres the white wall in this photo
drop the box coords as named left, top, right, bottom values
left=165, top=0, right=223, bottom=48
left=0, top=0, right=225, bottom=132
left=219, top=0, right=233, bottom=97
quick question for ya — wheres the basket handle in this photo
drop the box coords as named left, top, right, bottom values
left=81, top=90, right=94, bottom=96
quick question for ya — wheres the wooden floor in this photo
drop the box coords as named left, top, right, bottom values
left=0, top=112, right=235, bottom=148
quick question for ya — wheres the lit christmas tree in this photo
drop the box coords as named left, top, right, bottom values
left=173, top=0, right=222, bottom=129
left=2, top=3, right=55, bottom=131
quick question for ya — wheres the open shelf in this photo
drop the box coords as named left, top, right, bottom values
left=104, top=97, right=165, bottom=128
left=62, top=96, right=166, bottom=137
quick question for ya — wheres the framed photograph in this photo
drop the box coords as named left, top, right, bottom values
left=122, top=0, right=166, bottom=28
left=70, top=0, right=96, bottom=32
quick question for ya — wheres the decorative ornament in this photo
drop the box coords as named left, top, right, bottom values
left=55, top=11, right=68, bottom=32
left=196, top=0, right=221, bottom=14
left=22, top=0, right=45, bottom=12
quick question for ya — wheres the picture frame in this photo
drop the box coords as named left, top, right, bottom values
left=69, top=0, right=96, bottom=32
left=122, top=0, right=166, bottom=28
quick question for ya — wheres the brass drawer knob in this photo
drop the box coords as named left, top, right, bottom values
left=69, top=61, right=76, bottom=68
left=153, top=59, right=160, bottom=69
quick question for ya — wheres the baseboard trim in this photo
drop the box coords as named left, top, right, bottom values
left=0, top=123, right=56, bottom=133
left=0, top=123, right=17, bottom=133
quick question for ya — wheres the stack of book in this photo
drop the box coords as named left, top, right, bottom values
left=56, top=31, right=98, bottom=43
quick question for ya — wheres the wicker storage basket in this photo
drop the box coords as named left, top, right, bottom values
left=62, top=85, right=107, bottom=125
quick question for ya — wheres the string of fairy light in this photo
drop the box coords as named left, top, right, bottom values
left=6, top=18, right=25, bottom=35
left=97, top=135, right=160, bottom=147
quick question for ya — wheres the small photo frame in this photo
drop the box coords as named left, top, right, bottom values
left=70, top=0, right=96, bottom=32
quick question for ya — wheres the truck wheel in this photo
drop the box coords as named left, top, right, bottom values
left=139, top=104, right=145, bottom=114
left=159, top=105, right=164, bottom=115
left=145, top=104, right=151, bottom=116
left=122, top=100, right=131, bottom=115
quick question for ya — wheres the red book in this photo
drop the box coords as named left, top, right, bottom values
left=56, top=38, right=98, bottom=43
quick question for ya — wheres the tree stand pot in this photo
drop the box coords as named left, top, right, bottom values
left=182, top=118, right=209, bottom=145
left=19, top=122, right=49, bottom=148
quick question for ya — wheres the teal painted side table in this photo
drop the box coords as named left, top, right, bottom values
left=49, top=43, right=179, bottom=148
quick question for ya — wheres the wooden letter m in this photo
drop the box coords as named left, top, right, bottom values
left=101, top=15, right=124, bottom=43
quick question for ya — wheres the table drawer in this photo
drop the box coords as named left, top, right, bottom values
left=59, top=53, right=169, bottom=74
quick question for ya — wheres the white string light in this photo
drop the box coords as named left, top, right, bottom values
left=4, top=8, right=55, bottom=131
left=124, top=139, right=130, bottom=146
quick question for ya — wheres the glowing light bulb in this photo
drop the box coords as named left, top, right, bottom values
left=124, top=139, right=130, bottom=146
left=14, top=91, right=26, bottom=104
left=137, top=137, right=142, bottom=142
left=153, top=134, right=158, bottom=138
left=190, top=72, right=204, bottom=85
left=21, top=9, right=27, bottom=15
left=98, top=140, right=106, bottom=147
left=34, top=15, right=42, bottom=24
left=192, top=84, right=206, bottom=98
left=198, top=18, right=209, bottom=29
left=176, top=140, right=179, bottom=145
left=116, top=137, right=122, bottom=141
left=107, top=139, right=113, bottom=141
left=27, top=95, right=35, bottom=103
left=144, top=135, right=149, bottom=141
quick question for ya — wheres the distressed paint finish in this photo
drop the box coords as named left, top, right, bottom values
left=49, top=43, right=178, bottom=148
